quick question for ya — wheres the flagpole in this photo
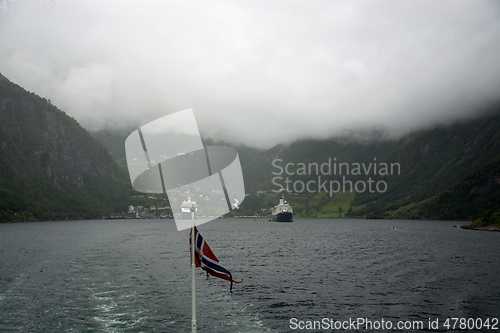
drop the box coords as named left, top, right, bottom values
left=190, top=205, right=197, bottom=333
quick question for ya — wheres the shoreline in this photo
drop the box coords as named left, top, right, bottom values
left=460, top=224, right=500, bottom=232
left=2, top=217, right=499, bottom=233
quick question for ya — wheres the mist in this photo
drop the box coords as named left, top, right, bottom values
left=1, top=0, right=499, bottom=148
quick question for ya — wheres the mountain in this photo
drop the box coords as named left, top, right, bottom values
left=391, top=154, right=500, bottom=221
left=219, top=108, right=500, bottom=220
left=90, top=128, right=132, bottom=167
left=89, top=106, right=500, bottom=221
left=0, top=73, right=132, bottom=221
left=6, top=70, right=495, bottom=223
left=88, top=107, right=500, bottom=221
left=353, top=110, right=500, bottom=220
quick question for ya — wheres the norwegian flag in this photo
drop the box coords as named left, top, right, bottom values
left=189, top=226, right=242, bottom=292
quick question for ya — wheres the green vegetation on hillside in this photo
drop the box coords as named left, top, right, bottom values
left=90, top=107, right=500, bottom=222
left=467, top=210, right=500, bottom=229
left=226, top=191, right=354, bottom=218
left=3, top=71, right=499, bottom=223
left=0, top=73, right=135, bottom=222
left=0, top=170, right=133, bottom=221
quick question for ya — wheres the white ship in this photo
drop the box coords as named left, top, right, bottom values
left=180, top=197, right=198, bottom=219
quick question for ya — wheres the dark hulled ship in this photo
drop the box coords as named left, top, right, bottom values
left=271, top=197, right=293, bottom=222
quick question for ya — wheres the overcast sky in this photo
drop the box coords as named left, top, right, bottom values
left=1, top=0, right=499, bottom=148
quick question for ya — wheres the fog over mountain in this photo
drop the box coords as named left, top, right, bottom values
left=1, top=0, right=499, bottom=148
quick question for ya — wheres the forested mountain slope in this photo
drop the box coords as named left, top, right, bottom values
left=238, top=107, right=500, bottom=220
left=89, top=94, right=500, bottom=221
left=0, top=73, right=132, bottom=221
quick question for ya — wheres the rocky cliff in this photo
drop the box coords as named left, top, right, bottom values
left=0, top=73, right=130, bottom=221
left=0, top=74, right=117, bottom=187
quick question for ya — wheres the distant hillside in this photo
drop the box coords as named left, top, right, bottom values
left=0, top=73, right=132, bottom=221
left=90, top=128, right=132, bottom=167
left=236, top=108, right=500, bottom=220
left=90, top=103, right=500, bottom=221
left=411, top=156, right=500, bottom=220
left=354, top=110, right=500, bottom=220
left=89, top=130, right=264, bottom=172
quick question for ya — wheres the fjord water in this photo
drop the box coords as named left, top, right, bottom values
left=0, top=218, right=498, bottom=332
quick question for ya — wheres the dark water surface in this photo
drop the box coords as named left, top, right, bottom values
left=0, top=218, right=499, bottom=332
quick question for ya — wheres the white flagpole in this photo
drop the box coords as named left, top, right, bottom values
left=190, top=205, right=197, bottom=332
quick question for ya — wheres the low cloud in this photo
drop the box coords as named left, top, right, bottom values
left=1, top=0, right=499, bottom=148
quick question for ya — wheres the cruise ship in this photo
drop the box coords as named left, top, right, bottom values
left=271, top=197, right=293, bottom=222
left=180, top=197, right=198, bottom=219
